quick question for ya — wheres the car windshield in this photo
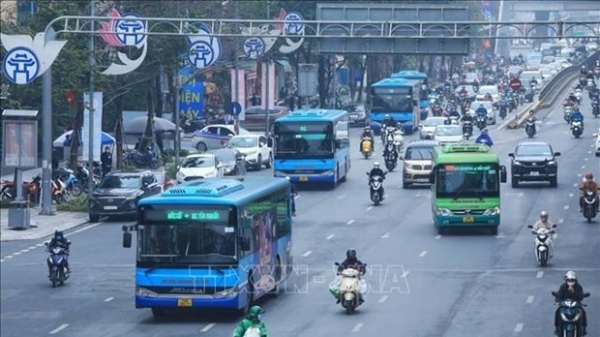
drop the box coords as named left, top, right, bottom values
left=405, top=147, right=434, bottom=160
left=436, top=163, right=500, bottom=198
left=516, top=144, right=553, bottom=156
left=137, top=206, right=236, bottom=265
left=98, top=175, right=140, bottom=189
left=479, top=87, right=498, bottom=96
left=210, top=150, right=235, bottom=162
left=182, top=156, right=214, bottom=168
left=274, top=122, right=334, bottom=159
left=471, top=102, right=493, bottom=110
left=435, top=126, right=462, bottom=136
left=229, top=137, right=257, bottom=148
left=423, top=118, right=446, bottom=127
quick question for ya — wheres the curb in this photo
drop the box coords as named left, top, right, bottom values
left=0, top=215, right=91, bottom=242
left=506, top=101, right=538, bottom=130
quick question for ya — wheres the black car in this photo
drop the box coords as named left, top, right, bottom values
left=342, top=103, right=370, bottom=127
left=207, top=148, right=247, bottom=176
left=509, top=141, right=561, bottom=188
left=88, top=170, right=162, bottom=222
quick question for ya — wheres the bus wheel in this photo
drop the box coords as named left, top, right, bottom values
left=490, top=227, right=498, bottom=236
left=270, top=257, right=282, bottom=296
left=340, top=162, right=347, bottom=183
left=151, top=308, right=167, bottom=319
left=240, top=273, right=254, bottom=315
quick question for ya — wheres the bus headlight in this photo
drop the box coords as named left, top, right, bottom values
left=437, top=208, right=452, bottom=216
left=213, top=287, right=239, bottom=299
left=320, top=170, right=335, bottom=176
left=136, top=287, right=158, bottom=297
left=483, top=207, right=500, bottom=216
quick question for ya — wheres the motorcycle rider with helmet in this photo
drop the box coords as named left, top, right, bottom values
left=361, top=126, right=375, bottom=152
left=571, top=108, right=584, bottom=130
left=530, top=77, right=539, bottom=88
left=47, top=230, right=71, bottom=275
left=475, top=129, right=494, bottom=147
left=368, top=162, right=386, bottom=198
left=381, top=114, right=397, bottom=128
left=580, top=66, right=587, bottom=75
left=532, top=211, right=555, bottom=258
left=336, top=249, right=366, bottom=304
left=579, top=172, right=600, bottom=213
left=554, top=271, right=588, bottom=336
left=475, top=104, right=488, bottom=119
left=232, top=305, right=268, bottom=337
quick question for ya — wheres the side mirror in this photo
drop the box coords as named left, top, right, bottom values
left=508, top=153, right=515, bottom=158
left=335, top=140, right=341, bottom=149
left=334, top=262, right=340, bottom=267
left=583, top=293, right=590, bottom=298
left=398, top=156, right=404, bottom=161
left=527, top=225, right=533, bottom=228
left=239, top=237, right=250, bottom=251
left=428, top=171, right=435, bottom=184
left=554, top=152, right=561, bottom=156
left=123, top=232, right=132, bottom=248
left=552, top=224, right=557, bottom=228
left=500, top=165, right=507, bottom=183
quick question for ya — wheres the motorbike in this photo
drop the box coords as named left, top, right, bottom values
left=574, top=89, right=583, bottom=103
left=51, top=178, right=69, bottom=204
left=448, top=116, right=459, bottom=125
left=383, top=145, right=397, bottom=172
left=526, top=224, right=556, bottom=267
left=45, top=242, right=69, bottom=287
left=524, top=88, right=535, bottom=103
left=462, top=121, right=473, bottom=140
left=57, top=168, right=82, bottom=196
left=180, top=117, right=206, bottom=134
left=571, top=121, right=583, bottom=138
left=525, top=118, right=536, bottom=138
left=124, top=148, right=160, bottom=169
left=586, top=79, right=595, bottom=91
left=592, top=102, right=599, bottom=118
left=582, top=190, right=598, bottom=222
left=0, top=180, right=15, bottom=200
left=381, top=126, right=396, bottom=144
left=499, top=102, right=508, bottom=120
left=552, top=291, right=590, bottom=337
left=564, top=107, right=574, bottom=123
left=431, top=105, right=443, bottom=117
left=360, top=137, right=373, bottom=159
left=332, top=263, right=366, bottom=314
left=367, top=173, right=385, bottom=206
left=476, top=115, right=487, bottom=131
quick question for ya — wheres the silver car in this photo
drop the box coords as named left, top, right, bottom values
left=190, top=124, right=250, bottom=152
left=419, top=117, right=447, bottom=140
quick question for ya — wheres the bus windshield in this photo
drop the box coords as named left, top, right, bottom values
left=274, top=122, right=334, bottom=159
left=137, top=206, right=237, bottom=266
left=436, top=163, right=499, bottom=198
left=371, top=87, right=413, bottom=113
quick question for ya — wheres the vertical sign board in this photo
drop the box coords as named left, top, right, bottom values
left=82, top=92, right=104, bottom=162
left=229, top=68, right=247, bottom=120
left=179, top=67, right=205, bottom=120
left=261, top=62, right=276, bottom=110
left=2, top=120, right=38, bottom=168
left=297, top=64, right=318, bottom=97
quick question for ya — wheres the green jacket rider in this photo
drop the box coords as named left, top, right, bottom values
left=233, top=305, right=268, bottom=337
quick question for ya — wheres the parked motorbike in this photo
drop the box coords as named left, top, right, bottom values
left=57, top=168, right=82, bottom=196
left=571, top=121, right=583, bottom=138
left=180, top=117, right=206, bottom=134
left=462, top=121, right=473, bottom=140
left=582, top=190, right=598, bottom=223
left=552, top=291, right=590, bottom=337
left=525, top=118, right=536, bottom=138
left=51, top=178, right=69, bottom=204
left=45, top=242, right=69, bottom=287
left=527, top=224, right=556, bottom=267
left=367, top=173, right=385, bottom=206
left=360, top=137, right=373, bottom=159
left=0, top=180, right=15, bottom=200
left=124, top=149, right=160, bottom=169
left=332, top=263, right=366, bottom=314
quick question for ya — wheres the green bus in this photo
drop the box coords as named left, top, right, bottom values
left=429, top=143, right=507, bottom=235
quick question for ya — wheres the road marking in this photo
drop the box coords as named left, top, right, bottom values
left=0, top=259, right=4, bottom=263
left=401, top=271, right=410, bottom=278
left=419, top=251, right=427, bottom=257
left=70, top=222, right=101, bottom=235
left=337, top=195, right=346, bottom=199
left=578, top=173, right=583, bottom=177
left=435, top=235, right=442, bottom=239
left=5, top=255, right=13, bottom=259
left=12, top=252, right=21, bottom=256
left=49, top=324, right=69, bottom=334
left=28, top=246, right=36, bottom=250
left=526, top=295, right=534, bottom=304
left=104, top=297, right=114, bottom=302
left=573, top=183, right=579, bottom=187
left=581, top=165, right=586, bottom=169
left=36, top=243, right=44, bottom=247
left=588, top=150, right=593, bottom=154
left=569, top=193, right=574, bottom=197
left=381, top=232, right=390, bottom=239
left=200, top=323, right=215, bottom=332
left=347, top=219, right=355, bottom=225
left=514, top=323, right=524, bottom=333
left=326, top=234, right=335, bottom=240
left=351, top=323, right=364, bottom=332
left=20, top=249, right=29, bottom=253
left=584, top=158, right=589, bottom=161
left=536, top=271, right=544, bottom=278
left=558, top=218, right=564, bottom=224
left=366, top=206, right=373, bottom=211
left=378, top=295, right=389, bottom=303
left=302, top=251, right=313, bottom=257
left=564, top=205, right=569, bottom=210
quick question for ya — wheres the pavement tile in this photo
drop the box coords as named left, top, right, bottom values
left=0, top=207, right=89, bottom=241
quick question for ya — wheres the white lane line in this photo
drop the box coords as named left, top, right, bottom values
left=70, top=222, right=101, bottom=235
left=347, top=219, right=355, bottom=225
left=564, top=205, right=569, bottom=210
left=581, top=165, right=586, bottom=169
left=584, top=158, right=589, bottom=161
left=351, top=323, right=364, bottom=332
left=578, top=173, right=583, bottom=177
left=536, top=271, right=544, bottom=278
left=569, top=193, right=574, bottom=197
left=401, top=271, right=410, bottom=278
left=514, top=323, right=524, bottom=333
left=495, top=232, right=505, bottom=239
left=419, top=251, right=428, bottom=257
left=435, top=235, right=442, bottom=239
left=36, top=243, right=44, bottom=247
left=12, top=252, right=21, bottom=256
left=381, top=232, right=390, bottom=239
left=0, top=259, right=4, bottom=263
left=558, top=218, right=564, bottom=224
left=5, top=255, right=13, bottom=259
left=366, top=206, right=373, bottom=211
left=28, top=246, right=37, bottom=250
left=588, top=150, right=593, bottom=154
left=104, top=297, right=114, bottom=302
left=573, top=183, right=579, bottom=187
left=337, top=195, right=346, bottom=199
left=526, top=295, right=534, bottom=304
left=326, top=234, right=335, bottom=240
left=49, top=324, right=69, bottom=334
left=378, top=295, right=389, bottom=303
left=20, top=249, right=30, bottom=253
left=302, top=251, right=313, bottom=257
left=200, top=323, right=216, bottom=332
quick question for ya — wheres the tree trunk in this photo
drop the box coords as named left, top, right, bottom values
left=154, top=73, right=165, bottom=154
left=140, top=79, right=155, bottom=152
left=69, top=100, right=82, bottom=168
left=114, top=79, right=125, bottom=169
left=348, top=66, right=356, bottom=101
left=318, top=55, right=327, bottom=108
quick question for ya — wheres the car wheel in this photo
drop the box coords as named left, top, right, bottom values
left=195, top=142, right=207, bottom=153
left=89, top=214, right=100, bottom=222
left=550, top=177, right=558, bottom=188
left=511, top=176, right=519, bottom=188
left=265, top=153, right=272, bottom=169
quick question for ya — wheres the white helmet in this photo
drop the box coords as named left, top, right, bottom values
left=565, top=270, right=577, bottom=283
left=285, top=176, right=291, bottom=181
left=373, top=162, right=380, bottom=168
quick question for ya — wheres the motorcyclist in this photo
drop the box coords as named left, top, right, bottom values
left=554, top=271, right=587, bottom=336
left=527, top=109, right=537, bottom=122
left=335, top=249, right=367, bottom=304
left=475, top=129, right=494, bottom=147
left=383, top=141, right=397, bottom=162
left=47, top=230, right=71, bottom=274
left=475, top=104, right=488, bottom=119
left=360, top=127, right=374, bottom=152
left=568, top=91, right=578, bottom=103
left=458, top=86, right=468, bottom=97
left=580, top=65, right=587, bottom=75
left=100, top=146, right=112, bottom=178
left=571, top=108, right=584, bottom=129
left=461, top=112, right=474, bottom=123
left=368, top=162, right=386, bottom=197
left=530, top=77, right=538, bottom=88
left=532, top=210, right=555, bottom=258
left=381, top=114, right=397, bottom=128
left=579, top=172, right=600, bottom=213
left=232, top=305, right=268, bottom=337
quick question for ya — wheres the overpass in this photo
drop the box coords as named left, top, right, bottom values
left=509, top=0, right=598, bottom=12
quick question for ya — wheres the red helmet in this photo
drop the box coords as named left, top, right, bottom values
left=585, top=172, right=594, bottom=180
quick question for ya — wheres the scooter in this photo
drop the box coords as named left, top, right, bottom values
left=574, top=89, right=583, bottom=103
left=462, top=121, right=473, bottom=140
left=360, top=137, right=373, bottom=159
left=476, top=115, right=487, bottom=131
left=592, top=101, right=599, bottom=118
left=367, top=173, right=385, bottom=206
left=582, top=190, right=598, bottom=223
left=45, top=242, right=69, bottom=287
left=552, top=291, right=590, bottom=337
left=527, top=224, right=556, bottom=267
left=333, top=263, right=366, bottom=314
left=383, top=144, right=397, bottom=172
left=51, top=178, right=69, bottom=204
left=564, top=107, right=573, bottom=123
left=525, top=118, right=536, bottom=138
left=571, top=121, right=583, bottom=138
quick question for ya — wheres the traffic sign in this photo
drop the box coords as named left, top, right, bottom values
left=243, top=37, right=266, bottom=59
left=188, top=41, right=215, bottom=69
left=2, top=47, right=40, bottom=84
left=284, top=12, right=305, bottom=35
left=227, top=102, right=243, bottom=116
left=115, top=13, right=147, bottom=47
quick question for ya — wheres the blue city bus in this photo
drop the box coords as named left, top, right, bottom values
left=391, top=70, right=429, bottom=109
left=122, top=176, right=293, bottom=317
left=272, top=109, right=350, bottom=186
left=370, top=78, right=421, bottom=134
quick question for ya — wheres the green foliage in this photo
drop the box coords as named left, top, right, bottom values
left=0, top=199, right=35, bottom=209
left=165, top=163, right=178, bottom=180
left=56, top=195, right=88, bottom=212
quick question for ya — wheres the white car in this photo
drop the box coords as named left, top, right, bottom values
left=228, top=134, right=273, bottom=170
left=433, top=125, right=464, bottom=145
left=176, top=154, right=223, bottom=183
left=594, top=130, right=600, bottom=157
left=419, top=117, right=447, bottom=140
left=476, top=85, right=500, bottom=103
left=190, top=124, right=250, bottom=153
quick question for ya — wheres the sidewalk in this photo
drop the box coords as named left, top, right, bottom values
left=0, top=207, right=89, bottom=241
left=1, top=167, right=42, bottom=182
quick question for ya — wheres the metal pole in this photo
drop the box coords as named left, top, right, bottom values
left=234, top=0, right=240, bottom=135
left=174, top=72, right=180, bottom=167
left=88, top=0, right=95, bottom=196
left=495, top=0, right=505, bottom=57
left=265, top=59, right=270, bottom=136
left=40, top=68, right=54, bottom=215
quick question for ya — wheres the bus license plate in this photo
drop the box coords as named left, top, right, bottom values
left=177, top=298, right=192, bottom=307
left=463, top=216, right=474, bottom=223
left=530, top=171, right=539, bottom=176
left=299, top=176, right=308, bottom=182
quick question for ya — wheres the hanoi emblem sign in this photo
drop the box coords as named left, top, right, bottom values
left=2, top=47, right=40, bottom=85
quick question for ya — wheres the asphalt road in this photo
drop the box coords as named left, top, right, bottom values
left=1, top=83, right=599, bottom=337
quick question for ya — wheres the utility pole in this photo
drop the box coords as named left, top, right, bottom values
left=234, top=0, right=240, bottom=135
left=87, top=0, right=95, bottom=196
